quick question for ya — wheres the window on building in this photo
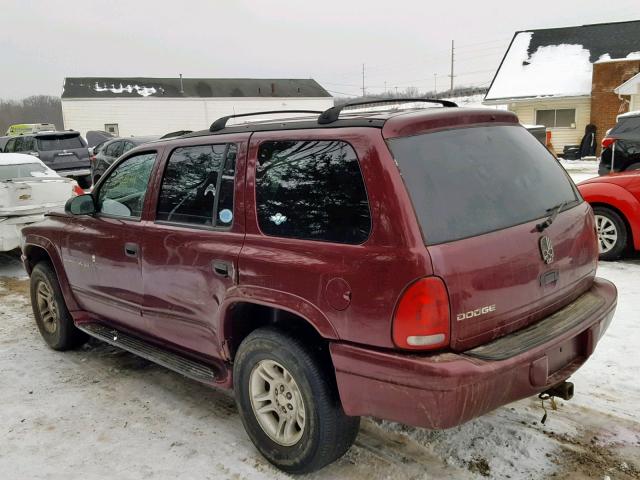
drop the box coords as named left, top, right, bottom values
left=105, top=124, right=119, bottom=136
left=535, top=109, right=576, bottom=128
left=255, top=140, right=371, bottom=244
left=156, top=144, right=237, bottom=227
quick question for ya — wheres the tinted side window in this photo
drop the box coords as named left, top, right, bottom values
left=97, top=153, right=156, bottom=218
left=4, top=139, right=15, bottom=152
left=156, top=144, right=236, bottom=227
left=14, top=137, right=25, bottom=152
left=256, top=140, right=371, bottom=244
left=23, top=137, right=35, bottom=151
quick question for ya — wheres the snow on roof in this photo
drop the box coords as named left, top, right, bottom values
left=0, top=153, right=50, bottom=167
left=62, top=77, right=331, bottom=99
left=615, top=72, right=640, bottom=95
left=485, top=20, right=640, bottom=103
left=485, top=32, right=592, bottom=102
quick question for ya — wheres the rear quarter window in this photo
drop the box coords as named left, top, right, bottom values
left=388, top=125, right=580, bottom=245
left=256, top=140, right=371, bottom=244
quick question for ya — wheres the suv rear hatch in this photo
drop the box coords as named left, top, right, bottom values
left=387, top=120, right=598, bottom=352
left=36, top=133, right=89, bottom=173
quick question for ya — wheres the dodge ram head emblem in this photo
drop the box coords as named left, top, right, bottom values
left=539, top=235, right=554, bottom=264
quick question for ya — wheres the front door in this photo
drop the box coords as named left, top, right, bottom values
left=65, top=151, right=158, bottom=332
left=141, top=137, right=247, bottom=358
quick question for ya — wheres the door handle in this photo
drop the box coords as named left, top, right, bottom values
left=124, top=242, right=139, bottom=258
left=212, top=261, right=230, bottom=277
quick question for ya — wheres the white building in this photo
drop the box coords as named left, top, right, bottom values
left=61, top=77, right=333, bottom=137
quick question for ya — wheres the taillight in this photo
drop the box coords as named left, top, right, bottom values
left=71, top=183, right=84, bottom=196
left=601, top=137, right=615, bottom=149
left=392, top=277, right=450, bottom=350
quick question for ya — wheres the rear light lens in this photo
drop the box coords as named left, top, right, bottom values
left=71, top=182, right=85, bottom=196
left=601, top=137, right=615, bottom=149
left=392, top=277, right=450, bottom=350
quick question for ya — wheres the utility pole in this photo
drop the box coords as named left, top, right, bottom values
left=449, top=40, right=455, bottom=96
left=362, top=64, right=366, bottom=97
left=434, top=73, right=437, bottom=95
left=384, top=81, right=387, bottom=94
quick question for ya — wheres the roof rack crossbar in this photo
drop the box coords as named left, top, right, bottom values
left=317, top=97, right=458, bottom=125
left=209, top=110, right=324, bottom=132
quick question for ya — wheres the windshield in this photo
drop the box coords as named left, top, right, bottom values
left=37, top=135, right=84, bottom=151
left=388, top=125, right=580, bottom=245
left=0, top=163, right=51, bottom=180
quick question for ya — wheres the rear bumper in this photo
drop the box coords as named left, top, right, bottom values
left=330, top=278, right=617, bottom=429
left=56, top=168, right=90, bottom=177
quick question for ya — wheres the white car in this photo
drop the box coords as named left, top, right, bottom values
left=0, top=153, right=83, bottom=251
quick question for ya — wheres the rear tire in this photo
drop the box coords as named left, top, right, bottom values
left=593, top=206, right=628, bottom=261
left=233, top=327, right=360, bottom=474
left=30, top=262, right=88, bottom=350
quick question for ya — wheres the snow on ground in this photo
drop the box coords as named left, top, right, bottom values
left=1, top=166, right=638, bottom=479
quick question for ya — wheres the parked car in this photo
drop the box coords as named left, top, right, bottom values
left=21, top=100, right=617, bottom=474
left=598, top=111, right=640, bottom=175
left=0, top=135, right=11, bottom=152
left=90, top=136, right=159, bottom=185
left=1, top=153, right=83, bottom=252
left=5, top=123, right=56, bottom=136
left=2, top=131, right=92, bottom=188
left=577, top=171, right=640, bottom=260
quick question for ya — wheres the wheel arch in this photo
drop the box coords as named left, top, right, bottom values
left=22, top=237, right=80, bottom=311
left=580, top=183, right=640, bottom=251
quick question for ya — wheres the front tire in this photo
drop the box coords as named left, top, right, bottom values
left=30, top=262, right=88, bottom=350
left=233, top=327, right=360, bottom=474
left=593, top=206, right=628, bottom=261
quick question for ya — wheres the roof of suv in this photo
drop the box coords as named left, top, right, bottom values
left=170, top=107, right=518, bottom=144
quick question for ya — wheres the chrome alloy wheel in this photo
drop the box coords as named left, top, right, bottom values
left=249, top=359, right=306, bottom=446
left=595, top=214, right=618, bottom=254
left=36, top=280, right=58, bottom=334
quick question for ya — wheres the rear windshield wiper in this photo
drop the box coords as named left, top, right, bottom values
left=536, top=201, right=566, bottom=232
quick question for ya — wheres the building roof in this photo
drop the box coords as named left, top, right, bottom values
left=615, top=72, right=640, bottom=95
left=62, top=77, right=331, bottom=99
left=484, top=20, right=640, bottom=103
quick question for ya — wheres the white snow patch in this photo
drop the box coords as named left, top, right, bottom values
left=485, top=31, right=593, bottom=101
left=93, top=82, right=158, bottom=97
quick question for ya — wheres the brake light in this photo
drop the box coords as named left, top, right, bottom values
left=601, top=137, right=615, bottom=149
left=71, top=182, right=84, bottom=196
left=392, top=277, right=450, bottom=350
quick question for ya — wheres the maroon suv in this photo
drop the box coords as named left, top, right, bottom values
left=21, top=99, right=617, bottom=474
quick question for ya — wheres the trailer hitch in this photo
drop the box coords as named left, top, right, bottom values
left=538, top=381, right=574, bottom=424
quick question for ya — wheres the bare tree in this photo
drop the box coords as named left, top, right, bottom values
left=0, top=96, right=63, bottom=134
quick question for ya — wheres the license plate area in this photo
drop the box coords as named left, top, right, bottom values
left=547, top=331, right=586, bottom=375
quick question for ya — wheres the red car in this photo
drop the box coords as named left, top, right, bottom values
left=21, top=100, right=617, bottom=474
left=578, top=171, right=640, bottom=260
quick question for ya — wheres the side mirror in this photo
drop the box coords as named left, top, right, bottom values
left=65, top=194, right=96, bottom=215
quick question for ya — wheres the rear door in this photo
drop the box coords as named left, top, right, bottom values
left=140, top=135, right=248, bottom=358
left=388, top=124, right=598, bottom=351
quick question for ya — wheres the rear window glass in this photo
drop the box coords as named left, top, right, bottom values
left=0, top=163, right=50, bottom=180
left=37, top=136, right=84, bottom=151
left=388, top=125, right=579, bottom=245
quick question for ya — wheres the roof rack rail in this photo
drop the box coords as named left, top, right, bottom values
left=317, top=97, right=458, bottom=125
left=209, top=110, right=323, bottom=132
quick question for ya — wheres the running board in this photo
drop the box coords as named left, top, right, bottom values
left=77, top=322, right=219, bottom=384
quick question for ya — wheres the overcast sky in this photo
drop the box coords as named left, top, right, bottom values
left=2, top=0, right=640, bottom=99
